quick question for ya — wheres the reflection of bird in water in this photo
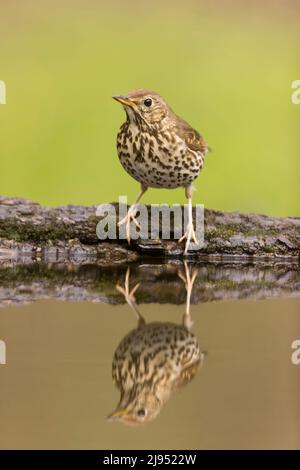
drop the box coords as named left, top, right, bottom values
left=108, top=263, right=205, bottom=425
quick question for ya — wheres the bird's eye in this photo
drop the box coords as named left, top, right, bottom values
left=143, top=98, right=152, bottom=107
left=137, top=408, right=146, bottom=418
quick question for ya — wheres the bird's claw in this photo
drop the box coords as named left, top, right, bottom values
left=116, top=268, right=145, bottom=326
left=178, top=261, right=198, bottom=330
left=178, top=261, right=198, bottom=292
left=116, top=268, right=140, bottom=305
left=118, top=208, right=141, bottom=244
left=179, top=223, right=199, bottom=254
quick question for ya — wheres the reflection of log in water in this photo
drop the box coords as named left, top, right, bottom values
left=0, top=261, right=299, bottom=307
left=109, top=265, right=204, bottom=425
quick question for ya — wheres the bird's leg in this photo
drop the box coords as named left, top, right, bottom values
left=179, top=185, right=198, bottom=254
left=178, top=261, right=198, bottom=330
left=116, top=268, right=146, bottom=327
left=118, top=185, right=148, bottom=244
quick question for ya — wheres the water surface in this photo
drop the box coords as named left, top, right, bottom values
left=0, top=270, right=299, bottom=449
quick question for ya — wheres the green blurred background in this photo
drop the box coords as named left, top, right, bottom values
left=0, top=0, right=299, bottom=216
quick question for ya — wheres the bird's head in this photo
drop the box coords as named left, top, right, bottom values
left=113, top=89, right=170, bottom=127
left=107, top=390, right=163, bottom=426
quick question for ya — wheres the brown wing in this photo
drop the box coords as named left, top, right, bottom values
left=175, top=360, right=202, bottom=389
left=175, top=116, right=208, bottom=154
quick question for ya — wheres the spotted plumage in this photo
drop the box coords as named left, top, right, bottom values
left=108, top=264, right=204, bottom=425
left=111, top=321, right=201, bottom=424
left=113, top=89, right=210, bottom=253
left=115, top=89, right=207, bottom=189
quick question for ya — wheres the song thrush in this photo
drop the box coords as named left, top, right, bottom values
left=113, top=89, right=209, bottom=254
left=108, top=264, right=204, bottom=425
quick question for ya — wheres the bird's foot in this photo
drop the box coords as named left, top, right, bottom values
left=178, top=261, right=199, bottom=298
left=118, top=206, right=141, bottom=244
left=116, top=268, right=145, bottom=326
left=116, top=268, right=140, bottom=306
left=179, top=222, right=198, bottom=254
left=178, top=261, right=198, bottom=329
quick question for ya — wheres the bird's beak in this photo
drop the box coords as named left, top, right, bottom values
left=112, top=95, right=136, bottom=107
left=107, top=408, right=127, bottom=422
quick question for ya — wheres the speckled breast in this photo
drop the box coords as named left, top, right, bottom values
left=117, top=123, right=204, bottom=189
left=112, top=322, right=201, bottom=390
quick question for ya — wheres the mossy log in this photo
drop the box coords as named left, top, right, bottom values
left=0, top=195, right=299, bottom=263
